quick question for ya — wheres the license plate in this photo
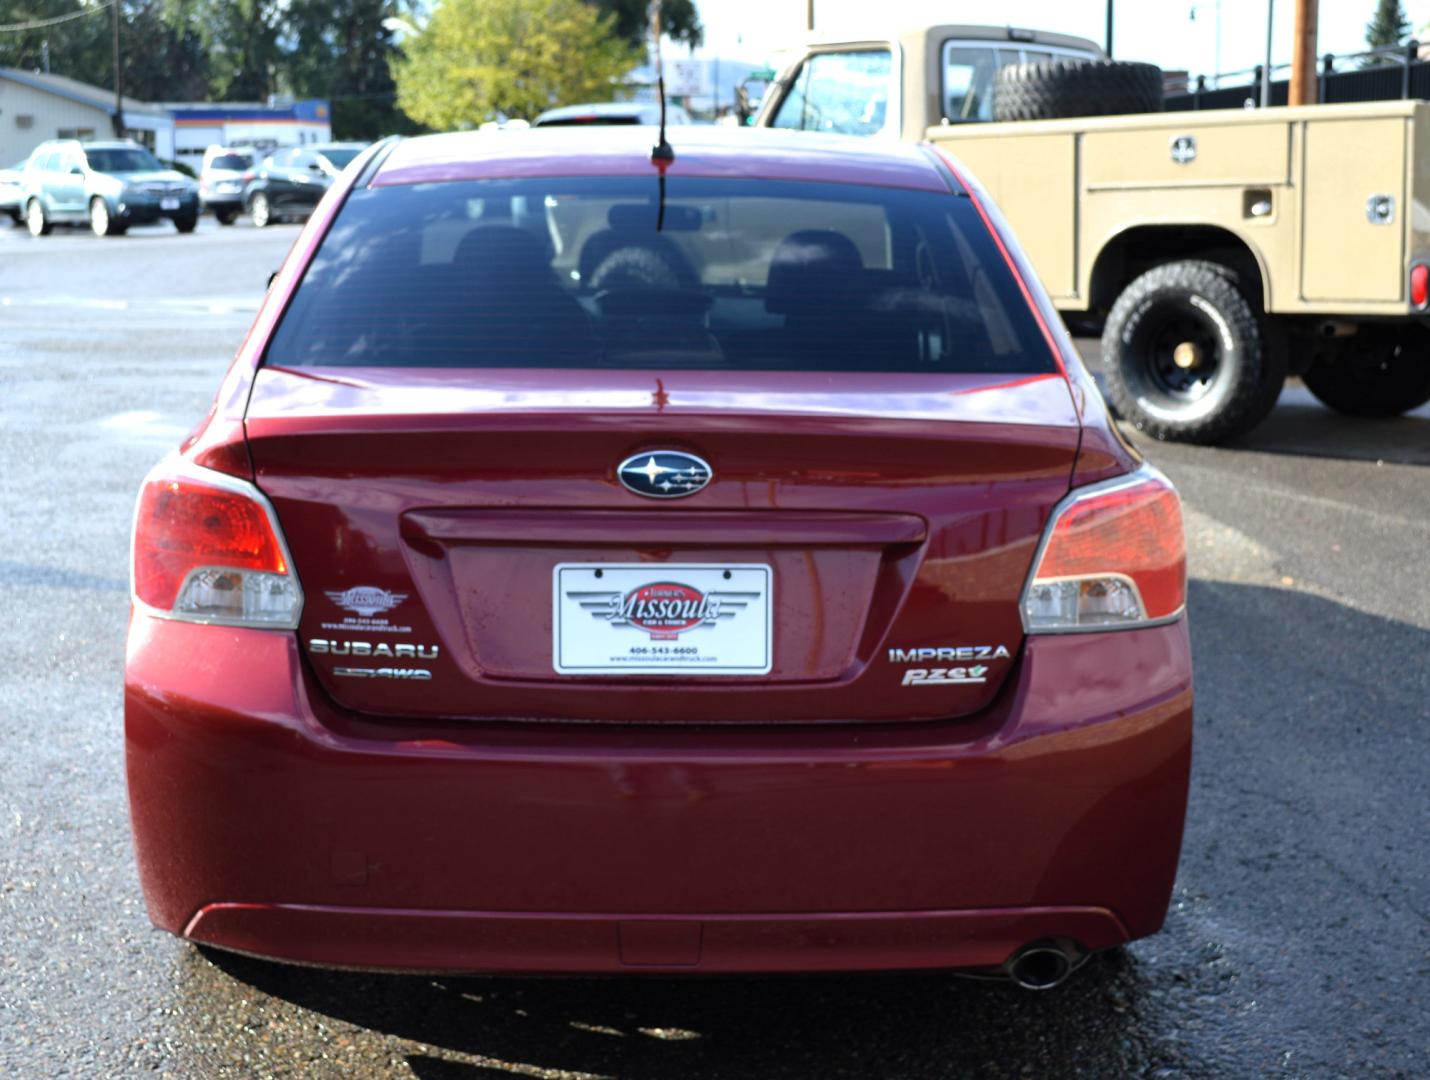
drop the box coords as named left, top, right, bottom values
left=554, top=563, right=771, bottom=675
left=160, top=197, right=180, bottom=210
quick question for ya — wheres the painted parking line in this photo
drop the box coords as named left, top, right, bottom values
left=1, top=295, right=261, bottom=315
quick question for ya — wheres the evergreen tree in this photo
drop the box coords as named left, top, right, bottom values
left=1366, top=0, right=1411, bottom=53
left=588, top=0, right=701, bottom=49
left=284, top=0, right=417, bottom=138
left=0, top=1, right=110, bottom=83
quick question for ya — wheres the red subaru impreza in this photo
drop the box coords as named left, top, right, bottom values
left=126, top=127, right=1190, bottom=989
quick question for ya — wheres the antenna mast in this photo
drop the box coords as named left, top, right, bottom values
left=650, top=0, right=674, bottom=161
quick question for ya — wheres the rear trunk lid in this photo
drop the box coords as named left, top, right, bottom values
left=245, top=366, right=1080, bottom=724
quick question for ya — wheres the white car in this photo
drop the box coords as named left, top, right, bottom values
left=198, top=146, right=255, bottom=226
left=533, top=102, right=693, bottom=127
left=0, top=160, right=27, bottom=224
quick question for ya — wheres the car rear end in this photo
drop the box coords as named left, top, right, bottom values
left=125, top=129, right=1191, bottom=981
left=199, top=149, right=253, bottom=222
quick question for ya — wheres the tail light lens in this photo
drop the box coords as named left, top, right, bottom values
left=131, top=458, right=302, bottom=628
left=1022, top=466, right=1185, bottom=632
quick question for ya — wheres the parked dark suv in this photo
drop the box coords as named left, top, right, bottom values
left=241, top=143, right=366, bottom=227
left=22, top=139, right=199, bottom=237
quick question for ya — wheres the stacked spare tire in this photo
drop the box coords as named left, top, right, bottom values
left=993, top=60, right=1165, bottom=122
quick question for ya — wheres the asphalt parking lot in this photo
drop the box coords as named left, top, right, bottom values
left=1, top=216, right=1427, bottom=1079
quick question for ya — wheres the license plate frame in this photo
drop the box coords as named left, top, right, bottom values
left=160, top=197, right=180, bottom=211
left=553, top=563, right=772, bottom=675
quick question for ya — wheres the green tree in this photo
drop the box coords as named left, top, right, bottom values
left=197, top=0, right=284, bottom=99
left=394, top=0, right=639, bottom=129
left=0, top=1, right=110, bottom=84
left=119, top=1, right=212, bottom=103
left=1366, top=0, right=1411, bottom=52
left=283, top=0, right=419, bottom=139
left=588, top=0, right=701, bottom=48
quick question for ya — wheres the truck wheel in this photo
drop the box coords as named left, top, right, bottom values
left=994, top=60, right=1164, bottom=122
left=1101, top=261, right=1285, bottom=444
left=1302, top=327, right=1430, bottom=416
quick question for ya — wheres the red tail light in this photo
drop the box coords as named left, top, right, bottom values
left=1022, top=466, right=1185, bottom=632
left=131, top=459, right=302, bottom=627
left=1411, top=263, right=1428, bottom=309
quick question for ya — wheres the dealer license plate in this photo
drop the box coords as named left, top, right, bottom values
left=553, top=563, right=771, bottom=675
left=160, top=197, right=180, bottom=210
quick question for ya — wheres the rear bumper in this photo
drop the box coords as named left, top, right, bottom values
left=185, top=903, right=1128, bottom=974
left=125, top=615, right=1192, bottom=974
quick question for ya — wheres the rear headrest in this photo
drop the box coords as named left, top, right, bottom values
left=453, top=225, right=555, bottom=287
left=764, top=230, right=864, bottom=315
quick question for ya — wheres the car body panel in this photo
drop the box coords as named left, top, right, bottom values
left=371, top=127, right=954, bottom=193
left=245, top=365, right=1080, bottom=722
left=128, top=129, right=1187, bottom=975
left=127, top=613, right=1191, bottom=971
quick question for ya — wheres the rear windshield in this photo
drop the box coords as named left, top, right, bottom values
left=318, top=147, right=361, bottom=170
left=208, top=153, right=251, bottom=170
left=266, top=175, right=1054, bottom=374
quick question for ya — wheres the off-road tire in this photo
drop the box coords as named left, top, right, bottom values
left=589, top=245, right=684, bottom=291
left=1102, top=260, right=1285, bottom=444
left=215, top=208, right=238, bottom=226
left=1302, top=326, right=1430, bottom=416
left=249, top=192, right=272, bottom=228
left=994, top=60, right=1164, bottom=122
left=26, top=198, right=51, bottom=237
left=90, top=197, right=124, bottom=237
left=174, top=213, right=198, bottom=234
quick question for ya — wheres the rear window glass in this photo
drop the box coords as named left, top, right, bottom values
left=318, top=148, right=361, bottom=169
left=208, top=153, right=251, bottom=170
left=265, top=176, right=1054, bottom=374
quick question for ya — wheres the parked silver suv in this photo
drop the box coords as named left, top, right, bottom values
left=198, top=145, right=254, bottom=226
left=22, top=139, right=199, bottom=237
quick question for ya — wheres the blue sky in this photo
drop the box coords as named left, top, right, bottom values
left=688, top=0, right=1430, bottom=81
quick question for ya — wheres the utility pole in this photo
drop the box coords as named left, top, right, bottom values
left=1288, top=0, right=1317, bottom=106
left=1262, top=0, right=1274, bottom=106
left=111, top=1, right=124, bottom=137
left=806, top=0, right=814, bottom=32
left=1106, top=0, right=1113, bottom=58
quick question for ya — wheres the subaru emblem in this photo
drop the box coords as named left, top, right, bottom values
left=617, top=451, right=712, bottom=499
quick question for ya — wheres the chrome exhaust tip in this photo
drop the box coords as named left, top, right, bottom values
left=1005, top=942, right=1078, bottom=991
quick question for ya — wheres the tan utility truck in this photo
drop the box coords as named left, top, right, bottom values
left=754, top=26, right=1430, bottom=442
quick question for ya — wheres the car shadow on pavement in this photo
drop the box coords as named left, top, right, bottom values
left=1205, top=395, right=1430, bottom=466
left=196, top=915, right=1195, bottom=1077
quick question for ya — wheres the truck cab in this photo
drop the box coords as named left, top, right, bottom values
left=755, top=25, right=1103, bottom=141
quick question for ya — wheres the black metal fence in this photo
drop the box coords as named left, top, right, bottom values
left=1166, top=42, right=1430, bottom=111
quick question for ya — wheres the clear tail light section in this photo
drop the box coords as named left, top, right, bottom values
left=131, top=457, right=302, bottom=628
left=1022, top=465, right=1186, bottom=632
